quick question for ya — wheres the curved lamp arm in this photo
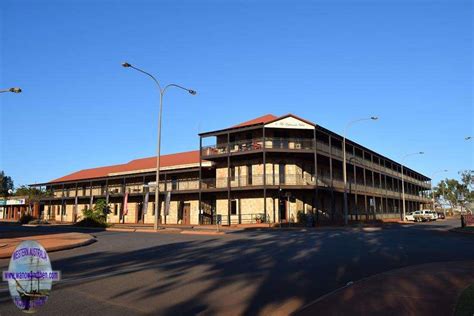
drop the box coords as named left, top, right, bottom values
left=344, top=116, right=378, bottom=138
left=122, top=62, right=162, bottom=92
left=163, top=83, right=197, bottom=96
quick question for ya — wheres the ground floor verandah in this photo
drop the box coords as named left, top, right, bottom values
left=37, top=188, right=427, bottom=226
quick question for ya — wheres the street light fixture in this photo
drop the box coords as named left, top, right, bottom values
left=400, top=151, right=424, bottom=221
left=122, top=62, right=196, bottom=231
left=0, top=87, right=22, bottom=93
left=343, top=116, right=378, bottom=225
left=430, top=169, right=448, bottom=211
left=466, top=136, right=472, bottom=141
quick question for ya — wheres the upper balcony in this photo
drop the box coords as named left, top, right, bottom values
left=201, top=137, right=315, bottom=157
left=202, top=137, right=429, bottom=189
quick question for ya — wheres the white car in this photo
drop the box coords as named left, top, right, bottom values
left=418, top=210, right=437, bottom=221
left=405, top=212, right=415, bottom=221
left=413, top=210, right=434, bottom=222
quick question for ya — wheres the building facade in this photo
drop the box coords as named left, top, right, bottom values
left=31, top=114, right=432, bottom=225
left=0, top=197, right=40, bottom=221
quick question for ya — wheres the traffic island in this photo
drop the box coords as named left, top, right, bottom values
left=450, top=227, right=474, bottom=235
left=0, top=232, right=96, bottom=259
left=455, top=283, right=474, bottom=316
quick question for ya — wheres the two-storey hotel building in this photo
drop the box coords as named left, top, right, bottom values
left=31, top=114, right=432, bottom=225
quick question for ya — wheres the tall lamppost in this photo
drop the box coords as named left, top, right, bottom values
left=343, top=116, right=378, bottom=225
left=430, top=169, right=448, bottom=211
left=122, top=62, right=196, bottom=231
left=0, top=87, right=22, bottom=94
left=401, top=151, right=424, bottom=221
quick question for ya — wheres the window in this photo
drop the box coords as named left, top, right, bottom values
left=82, top=186, right=87, bottom=196
left=230, top=200, right=237, bottom=215
left=172, top=178, right=178, bottom=190
left=114, top=204, right=118, bottom=216
left=230, top=166, right=236, bottom=181
left=247, top=165, right=252, bottom=185
left=178, top=202, right=183, bottom=221
left=57, top=206, right=60, bottom=215
left=152, top=202, right=156, bottom=215
left=279, top=164, right=286, bottom=183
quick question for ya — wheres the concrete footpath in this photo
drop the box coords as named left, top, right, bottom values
left=0, top=232, right=96, bottom=259
left=295, top=260, right=474, bottom=316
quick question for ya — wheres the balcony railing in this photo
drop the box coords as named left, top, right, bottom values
left=202, top=138, right=428, bottom=188
left=49, top=174, right=430, bottom=202
left=201, top=174, right=317, bottom=189
left=265, top=138, right=314, bottom=150
left=201, top=137, right=315, bottom=157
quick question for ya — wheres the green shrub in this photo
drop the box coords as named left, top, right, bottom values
left=19, top=214, right=35, bottom=224
left=75, top=199, right=110, bottom=227
left=75, top=217, right=109, bottom=228
left=28, top=219, right=49, bottom=225
left=297, top=211, right=315, bottom=226
left=254, top=214, right=266, bottom=223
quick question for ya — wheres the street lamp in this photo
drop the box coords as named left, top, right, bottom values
left=430, top=169, right=448, bottom=211
left=465, top=136, right=472, bottom=141
left=122, top=62, right=196, bottom=231
left=343, top=116, right=378, bottom=225
left=0, top=87, right=22, bottom=94
left=400, top=151, right=424, bottom=221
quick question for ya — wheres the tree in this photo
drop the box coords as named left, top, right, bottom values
left=0, top=171, right=14, bottom=197
left=14, top=185, right=52, bottom=215
left=459, top=170, right=474, bottom=203
left=433, top=170, right=474, bottom=211
left=14, top=185, right=52, bottom=200
left=459, top=170, right=474, bottom=189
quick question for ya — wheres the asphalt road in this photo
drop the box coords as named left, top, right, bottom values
left=0, top=219, right=473, bottom=316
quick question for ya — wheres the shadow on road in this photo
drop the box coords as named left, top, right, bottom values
left=0, top=219, right=471, bottom=315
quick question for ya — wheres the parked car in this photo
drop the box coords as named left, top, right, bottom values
left=405, top=212, right=415, bottom=221
left=412, top=210, right=424, bottom=222
left=437, top=212, right=446, bottom=219
left=413, top=210, right=436, bottom=222
left=429, top=211, right=438, bottom=220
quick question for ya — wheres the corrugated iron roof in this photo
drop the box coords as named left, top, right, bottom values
left=50, top=150, right=201, bottom=183
left=232, top=114, right=279, bottom=128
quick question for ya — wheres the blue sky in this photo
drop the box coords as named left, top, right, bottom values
left=1, top=0, right=472, bottom=187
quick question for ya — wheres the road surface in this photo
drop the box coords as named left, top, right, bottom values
left=0, top=219, right=473, bottom=315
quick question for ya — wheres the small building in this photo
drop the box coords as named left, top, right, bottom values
left=0, top=196, right=39, bottom=221
left=30, top=114, right=432, bottom=225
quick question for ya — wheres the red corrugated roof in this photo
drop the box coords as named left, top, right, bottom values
left=232, top=114, right=279, bottom=128
left=50, top=150, right=200, bottom=183
left=49, top=114, right=314, bottom=184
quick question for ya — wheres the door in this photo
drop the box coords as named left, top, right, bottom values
left=279, top=164, right=286, bottom=185
left=279, top=198, right=287, bottom=222
left=50, top=205, right=56, bottom=221
left=182, top=203, right=191, bottom=225
left=136, top=202, right=143, bottom=223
